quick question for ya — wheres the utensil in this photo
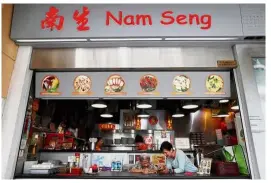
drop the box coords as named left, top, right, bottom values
left=68, top=162, right=75, bottom=173
left=195, top=149, right=204, bottom=167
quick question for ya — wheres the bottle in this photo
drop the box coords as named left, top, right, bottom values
left=75, top=153, right=80, bottom=167
left=75, top=128, right=78, bottom=138
left=195, top=149, right=204, bottom=168
left=85, top=142, right=89, bottom=151
left=111, top=158, right=117, bottom=171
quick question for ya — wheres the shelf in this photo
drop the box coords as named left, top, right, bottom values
left=39, top=149, right=90, bottom=153
left=39, top=149, right=195, bottom=153
left=102, top=144, right=136, bottom=147
left=100, top=129, right=174, bottom=134
left=32, top=126, right=56, bottom=133
left=38, top=150, right=162, bottom=153
left=64, top=135, right=85, bottom=142
left=193, top=144, right=223, bottom=148
left=32, top=126, right=85, bottom=142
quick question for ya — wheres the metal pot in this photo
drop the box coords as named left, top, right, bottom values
left=127, top=138, right=135, bottom=144
left=114, top=139, right=121, bottom=144
left=107, top=139, right=113, bottom=145
left=121, top=138, right=128, bottom=144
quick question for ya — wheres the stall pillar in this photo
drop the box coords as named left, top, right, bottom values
left=2, top=46, right=33, bottom=179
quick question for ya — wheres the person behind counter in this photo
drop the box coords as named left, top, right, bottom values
left=129, top=154, right=157, bottom=174
left=95, top=137, right=103, bottom=151
left=159, top=141, right=198, bottom=174
left=135, top=134, right=148, bottom=151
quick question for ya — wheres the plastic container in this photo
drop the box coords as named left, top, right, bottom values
left=71, top=167, right=83, bottom=175
left=29, top=167, right=58, bottom=174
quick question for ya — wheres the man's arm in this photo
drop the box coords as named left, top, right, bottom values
left=166, top=159, right=172, bottom=170
left=172, top=151, right=186, bottom=173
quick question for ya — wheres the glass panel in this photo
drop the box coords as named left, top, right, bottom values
left=251, top=58, right=265, bottom=118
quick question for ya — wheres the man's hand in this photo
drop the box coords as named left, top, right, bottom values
left=129, top=168, right=143, bottom=173
left=142, top=168, right=149, bottom=174
left=160, top=168, right=169, bottom=174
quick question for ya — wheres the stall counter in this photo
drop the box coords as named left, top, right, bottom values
left=15, top=171, right=250, bottom=179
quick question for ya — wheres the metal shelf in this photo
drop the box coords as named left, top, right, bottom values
left=100, top=129, right=173, bottom=134
left=32, top=126, right=85, bottom=141
left=102, top=144, right=136, bottom=147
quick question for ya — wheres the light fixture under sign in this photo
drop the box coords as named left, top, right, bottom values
left=16, top=39, right=88, bottom=42
left=91, top=101, right=107, bottom=109
left=172, top=108, right=185, bottom=118
left=182, top=104, right=198, bottom=109
left=165, top=37, right=240, bottom=41
left=136, top=101, right=152, bottom=109
left=215, top=108, right=229, bottom=117
left=137, top=110, right=150, bottom=118
left=100, top=108, right=113, bottom=118
left=230, top=100, right=239, bottom=111
left=100, top=113, right=113, bottom=118
left=219, top=99, right=229, bottom=103
left=89, top=38, right=162, bottom=41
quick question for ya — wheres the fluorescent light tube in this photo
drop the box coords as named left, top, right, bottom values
left=172, top=114, right=185, bottom=118
left=89, top=38, right=162, bottom=41
left=231, top=105, right=239, bottom=110
left=16, top=39, right=88, bottom=42
left=219, top=99, right=229, bottom=103
left=182, top=104, right=199, bottom=109
left=100, top=113, right=113, bottom=118
left=165, top=37, right=239, bottom=41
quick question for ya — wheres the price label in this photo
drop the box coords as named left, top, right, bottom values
left=217, top=60, right=237, bottom=68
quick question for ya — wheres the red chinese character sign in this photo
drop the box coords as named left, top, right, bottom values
left=41, top=6, right=64, bottom=31
left=73, top=6, right=90, bottom=31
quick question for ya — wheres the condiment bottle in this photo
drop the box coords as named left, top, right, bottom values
left=75, top=153, right=80, bottom=167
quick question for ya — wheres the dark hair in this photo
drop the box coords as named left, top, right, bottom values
left=160, top=141, right=173, bottom=151
left=135, top=135, right=144, bottom=143
left=97, top=137, right=102, bottom=142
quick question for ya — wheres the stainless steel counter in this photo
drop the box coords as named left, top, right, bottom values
left=15, top=172, right=251, bottom=179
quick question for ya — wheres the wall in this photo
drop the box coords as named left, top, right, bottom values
left=173, top=108, right=223, bottom=142
left=31, top=47, right=234, bottom=69
left=2, top=4, right=18, bottom=98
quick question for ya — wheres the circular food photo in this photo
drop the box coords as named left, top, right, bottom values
left=42, top=75, right=60, bottom=93
left=105, top=74, right=125, bottom=93
left=173, top=75, right=191, bottom=92
left=74, top=75, right=91, bottom=93
left=206, top=74, right=224, bottom=93
left=140, top=74, right=158, bottom=92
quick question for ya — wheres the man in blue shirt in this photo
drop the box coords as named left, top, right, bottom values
left=159, top=141, right=198, bottom=174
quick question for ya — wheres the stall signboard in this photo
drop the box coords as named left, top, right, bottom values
left=35, top=71, right=231, bottom=99
left=11, top=4, right=246, bottom=41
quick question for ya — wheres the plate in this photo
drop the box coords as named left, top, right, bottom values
left=206, top=74, right=224, bottom=93
left=139, top=74, right=158, bottom=93
left=172, top=75, right=191, bottom=93
left=41, top=75, right=60, bottom=93
left=73, top=75, right=91, bottom=93
left=105, top=74, right=126, bottom=94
